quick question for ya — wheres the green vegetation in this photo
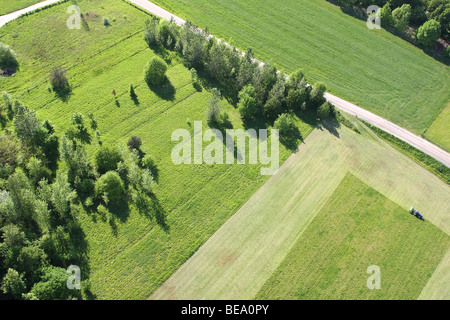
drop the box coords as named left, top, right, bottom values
left=365, top=122, right=450, bottom=184
left=151, top=120, right=450, bottom=299
left=416, top=19, right=442, bottom=47
left=256, top=173, right=450, bottom=300
left=0, top=43, right=18, bottom=70
left=151, top=0, right=450, bottom=134
left=425, top=103, right=450, bottom=151
left=0, top=0, right=44, bottom=15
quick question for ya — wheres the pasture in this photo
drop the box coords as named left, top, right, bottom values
left=151, top=0, right=450, bottom=137
left=151, top=118, right=450, bottom=300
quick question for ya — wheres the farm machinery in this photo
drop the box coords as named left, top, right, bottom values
left=409, top=207, right=424, bottom=220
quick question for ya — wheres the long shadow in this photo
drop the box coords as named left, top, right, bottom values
left=131, top=94, right=140, bottom=105
left=147, top=77, right=176, bottom=101
left=279, top=126, right=303, bottom=151
left=67, top=219, right=96, bottom=299
left=135, top=192, right=169, bottom=232
left=78, top=127, right=92, bottom=145
left=81, top=15, right=90, bottom=31
left=54, top=86, right=73, bottom=102
left=153, top=46, right=174, bottom=65
left=108, top=198, right=131, bottom=223
left=317, top=117, right=341, bottom=138
left=197, top=68, right=239, bottom=107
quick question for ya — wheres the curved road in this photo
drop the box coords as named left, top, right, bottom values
left=2, top=0, right=449, bottom=167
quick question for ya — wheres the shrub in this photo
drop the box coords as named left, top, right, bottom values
left=144, top=56, right=168, bottom=85
left=95, top=171, right=125, bottom=203
left=206, top=88, right=221, bottom=125
left=380, top=3, right=393, bottom=27
left=0, top=43, right=19, bottom=70
left=94, top=146, right=123, bottom=174
left=49, top=67, right=69, bottom=91
left=317, top=102, right=331, bottom=119
left=416, top=20, right=441, bottom=48
left=238, top=85, right=259, bottom=120
left=103, top=17, right=110, bottom=26
left=444, top=46, right=450, bottom=58
left=141, top=155, right=155, bottom=170
left=127, top=135, right=142, bottom=151
left=273, top=113, right=297, bottom=136
left=392, top=4, right=411, bottom=32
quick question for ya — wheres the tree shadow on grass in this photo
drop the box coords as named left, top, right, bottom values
left=147, top=78, right=176, bottom=101
left=67, top=217, right=96, bottom=299
left=279, top=126, right=303, bottom=151
left=131, top=94, right=140, bottom=105
left=108, top=198, right=130, bottom=224
left=54, top=86, right=73, bottom=103
left=317, top=117, right=341, bottom=138
left=196, top=68, right=239, bottom=107
left=135, top=192, right=169, bottom=232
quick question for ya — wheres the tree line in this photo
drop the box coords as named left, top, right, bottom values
left=143, top=17, right=335, bottom=139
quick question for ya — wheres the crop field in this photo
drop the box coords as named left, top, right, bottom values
left=256, top=173, right=449, bottom=300
left=0, top=0, right=44, bottom=15
left=0, top=0, right=316, bottom=299
left=151, top=0, right=450, bottom=136
left=151, top=118, right=450, bottom=300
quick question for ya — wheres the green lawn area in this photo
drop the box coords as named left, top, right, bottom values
left=0, top=0, right=315, bottom=299
left=425, top=102, right=450, bottom=151
left=256, top=173, right=450, bottom=300
left=0, top=0, right=45, bottom=15
left=150, top=0, right=450, bottom=135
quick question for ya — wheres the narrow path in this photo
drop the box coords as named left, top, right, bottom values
left=1, top=0, right=449, bottom=167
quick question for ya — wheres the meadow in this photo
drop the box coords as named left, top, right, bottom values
left=151, top=118, right=450, bottom=299
left=151, top=0, right=450, bottom=137
left=256, top=173, right=449, bottom=300
left=0, top=0, right=44, bottom=15
left=0, top=0, right=314, bottom=299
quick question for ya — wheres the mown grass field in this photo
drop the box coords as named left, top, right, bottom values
left=256, top=173, right=449, bottom=300
left=151, top=0, right=450, bottom=137
left=0, top=0, right=44, bottom=15
left=425, top=103, right=450, bottom=151
left=0, top=0, right=315, bottom=299
left=151, top=118, right=450, bottom=300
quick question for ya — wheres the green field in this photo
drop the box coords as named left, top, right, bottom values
left=151, top=118, right=450, bottom=300
left=151, top=0, right=450, bottom=136
left=0, top=0, right=315, bottom=299
left=425, top=103, right=450, bottom=151
left=256, top=173, right=450, bottom=300
left=0, top=0, right=44, bottom=15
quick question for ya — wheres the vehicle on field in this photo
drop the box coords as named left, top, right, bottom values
left=409, top=207, right=424, bottom=220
